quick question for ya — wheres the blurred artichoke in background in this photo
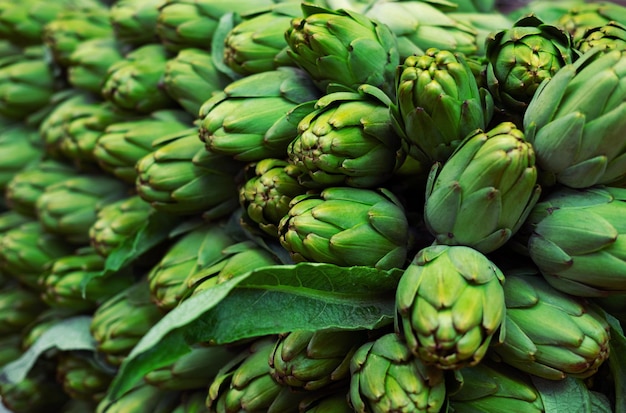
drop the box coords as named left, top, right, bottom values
left=67, top=37, right=125, bottom=95
left=0, top=123, right=43, bottom=192
left=576, top=21, right=626, bottom=53
left=95, top=381, right=180, bottom=413
left=0, top=283, right=47, bottom=335
left=556, top=1, right=626, bottom=43
left=109, top=0, right=164, bottom=46
left=55, top=352, right=115, bottom=403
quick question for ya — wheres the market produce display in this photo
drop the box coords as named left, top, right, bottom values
left=0, top=0, right=626, bottom=412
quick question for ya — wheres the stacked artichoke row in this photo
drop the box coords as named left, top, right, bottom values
left=0, top=0, right=625, bottom=412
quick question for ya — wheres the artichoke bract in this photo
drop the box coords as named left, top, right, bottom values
left=109, top=0, right=164, bottom=46
left=67, top=37, right=125, bottom=95
left=349, top=332, right=446, bottom=413
left=523, top=47, right=626, bottom=188
left=392, top=47, right=493, bottom=165
left=524, top=186, right=626, bottom=297
left=448, top=361, right=544, bottom=413
left=396, top=245, right=505, bottom=370
left=35, top=174, right=131, bottom=245
left=198, top=67, right=320, bottom=162
left=424, top=121, right=541, bottom=254
left=278, top=187, right=409, bottom=270
left=288, top=85, right=404, bottom=189
left=102, top=43, right=177, bottom=114
left=485, top=15, right=574, bottom=113
left=269, top=329, right=368, bottom=391
left=491, top=270, right=610, bottom=380
left=285, top=3, right=399, bottom=98
left=135, top=128, right=244, bottom=218
left=239, top=158, right=308, bottom=238
left=363, top=1, right=479, bottom=61
left=94, top=109, right=194, bottom=183
left=163, top=47, right=231, bottom=116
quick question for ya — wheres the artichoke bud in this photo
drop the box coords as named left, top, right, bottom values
left=278, top=186, right=410, bottom=270
left=0, top=283, right=47, bottom=335
left=67, top=37, right=125, bottom=95
left=524, top=186, right=626, bottom=297
left=0, top=123, right=44, bottom=192
left=392, top=47, right=493, bottom=165
left=491, top=270, right=611, bottom=380
left=486, top=15, right=575, bottom=113
left=449, top=361, right=544, bottom=412
left=557, top=1, right=626, bottom=44
left=109, top=0, right=163, bottom=46
left=396, top=245, right=506, bottom=370
left=289, top=84, right=405, bottom=189
left=102, top=43, right=177, bottom=114
left=424, top=121, right=541, bottom=254
left=56, top=352, right=115, bottom=403
left=239, top=158, right=309, bottom=238
left=523, top=47, right=626, bottom=188
left=576, top=21, right=626, bottom=53
left=285, top=3, right=400, bottom=98
left=198, top=67, right=321, bottom=162
left=269, top=329, right=369, bottom=391
left=348, top=332, right=446, bottom=413
left=95, top=381, right=180, bottom=413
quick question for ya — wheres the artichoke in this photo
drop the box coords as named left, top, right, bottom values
left=285, top=3, right=399, bottom=97
left=363, top=1, right=479, bottom=61
left=20, top=307, right=81, bottom=351
left=0, top=122, right=44, bottom=192
left=577, top=21, right=626, bottom=53
left=0, top=334, right=22, bottom=368
left=299, top=390, right=354, bottom=413
left=524, top=185, right=626, bottom=297
left=239, top=158, right=308, bottom=238
left=90, top=280, right=164, bottom=367
left=67, top=37, right=125, bottom=95
left=55, top=352, right=115, bottom=403
left=198, top=67, right=320, bottom=162
left=288, top=85, right=404, bottom=189
left=490, top=270, right=611, bottom=380
left=557, top=1, right=626, bottom=43
left=269, top=329, right=368, bottom=391
left=102, top=43, right=177, bottom=114
left=135, top=127, right=244, bottom=218
left=94, top=109, right=194, bottom=183
left=523, top=47, right=626, bottom=188
left=39, top=247, right=135, bottom=311
left=448, top=361, right=544, bottom=412
left=396, top=245, right=506, bottom=370
left=0, top=283, right=47, bottom=335
left=424, top=121, right=541, bottom=254
left=278, top=187, right=409, bottom=270
left=392, top=47, right=493, bottom=165
left=109, top=0, right=164, bottom=46
left=95, top=381, right=180, bottom=413
left=349, top=332, right=446, bottom=413
left=485, top=15, right=574, bottom=112
left=163, top=47, right=231, bottom=116
left=35, top=173, right=131, bottom=245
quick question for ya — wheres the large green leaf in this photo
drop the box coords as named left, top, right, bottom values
left=607, top=312, right=626, bottom=413
left=532, top=375, right=612, bottom=413
left=103, top=262, right=401, bottom=405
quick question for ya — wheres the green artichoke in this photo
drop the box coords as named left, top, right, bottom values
left=198, top=67, right=320, bottom=162
left=102, top=43, right=177, bottom=114
left=67, top=37, right=125, bottom=95
left=42, top=4, right=113, bottom=68
left=0, top=122, right=44, bottom=192
left=4, top=159, right=77, bottom=217
left=147, top=221, right=238, bottom=312
left=163, top=47, right=231, bottom=116
left=144, top=345, right=234, bottom=390
left=39, top=247, right=135, bottom=311
left=0, top=46, right=59, bottom=120
left=0, top=334, right=22, bottom=368
left=485, top=15, right=575, bottom=112
left=349, top=332, right=446, bottom=413
left=269, top=329, right=368, bottom=391
left=94, top=109, right=194, bottom=183
left=524, top=185, right=626, bottom=297
left=55, top=352, right=115, bottom=403
left=576, top=21, right=626, bottom=53
left=288, top=85, right=404, bottom=189
left=0, top=220, right=75, bottom=290
left=448, top=361, right=544, bottom=412
left=363, top=1, right=479, bottom=61
left=278, top=187, right=409, bottom=270
left=135, top=128, right=244, bottom=218
left=448, top=12, right=514, bottom=56
left=35, top=174, right=131, bottom=245
left=424, top=121, right=541, bottom=254
left=396, top=245, right=506, bottom=369
left=392, top=47, right=493, bottom=165
left=109, top=0, right=164, bottom=46
left=239, top=158, right=308, bottom=238
left=285, top=3, right=399, bottom=97
left=490, top=270, right=611, bottom=380
left=222, top=3, right=298, bottom=76
left=0, top=283, right=47, bottom=335
left=207, top=336, right=306, bottom=412
left=557, top=1, right=626, bottom=43
left=95, top=382, right=180, bottom=413
left=90, top=280, right=164, bottom=367
left=171, top=390, right=210, bottom=413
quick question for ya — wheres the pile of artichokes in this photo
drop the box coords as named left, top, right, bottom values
left=0, top=0, right=625, bottom=412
